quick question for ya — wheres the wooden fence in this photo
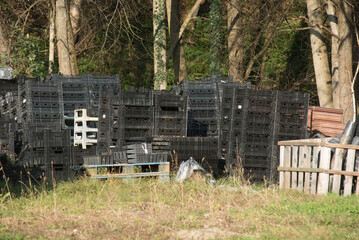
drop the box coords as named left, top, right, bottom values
left=278, top=138, right=359, bottom=196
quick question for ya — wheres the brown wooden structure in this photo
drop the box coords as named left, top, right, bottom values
left=307, top=106, right=346, bottom=137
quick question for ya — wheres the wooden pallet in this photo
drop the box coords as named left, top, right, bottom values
left=278, top=138, right=359, bottom=196
left=83, top=162, right=170, bottom=181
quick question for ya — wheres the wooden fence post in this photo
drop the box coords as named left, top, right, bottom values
left=317, top=147, right=331, bottom=195
left=291, top=146, right=298, bottom=190
left=303, top=146, right=312, bottom=194
left=310, top=146, right=320, bottom=194
left=285, top=146, right=292, bottom=189
left=344, top=149, right=356, bottom=196
left=298, top=146, right=305, bottom=192
left=279, top=146, right=285, bottom=190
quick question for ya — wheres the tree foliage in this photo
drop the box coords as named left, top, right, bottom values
left=0, top=0, right=357, bottom=108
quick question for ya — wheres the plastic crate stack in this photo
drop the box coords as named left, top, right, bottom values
left=178, top=78, right=220, bottom=137
left=0, top=92, right=18, bottom=119
left=0, top=78, right=18, bottom=97
left=220, top=86, right=309, bottom=181
left=154, top=91, right=187, bottom=136
left=29, top=129, right=72, bottom=181
left=17, top=77, right=64, bottom=142
left=169, top=137, right=219, bottom=173
left=97, top=85, right=122, bottom=154
left=125, top=143, right=152, bottom=163
left=121, top=87, right=154, bottom=142
left=0, top=117, right=18, bottom=154
left=47, top=74, right=120, bottom=127
left=276, top=91, right=309, bottom=141
left=97, top=86, right=155, bottom=154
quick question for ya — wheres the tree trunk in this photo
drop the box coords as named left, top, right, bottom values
left=209, top=0, right=222, bottom=76
left=49, top=0, right=56, bottom=74
left=338, top=0, right=354, bottom=122
left=56, top=0, right=79, bottom=75
left=325, top=0, right=340, bottom=108
left=0, top=18, right=9, bottom=65
left=227, top=0, right=243, bottom=82
left=179, top=40, right=187, bottom=82
left=67, top=3, right=79, bottom=75
left=307, top=0, right=334, bottom=108
left=70, top=0, right=82, bottom=39
left=166, top=0, right=181, bottom=83
left=153, top=0, right=167, bottom=90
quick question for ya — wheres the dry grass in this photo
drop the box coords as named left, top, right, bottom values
left=0, top=175, right=359, bottom=239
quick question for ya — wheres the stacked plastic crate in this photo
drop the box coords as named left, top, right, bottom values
left=97, top=86, right=154, bottom=155
left=220, top=86, right=309, bottom=181
left=169, top=137, right=219, bottom=173
left=154, top=91, right=187, bottom=136
left=87, top=74, right=121, bottom=107
left=29, top=129, right=72, bottom=181
left=17, top=77, right=64, bottom=142
left=0, top=116, right=17, bottom=154
left=47, top=74, right=120, bottom=130
left=240, top=89, right=277, bottom=181
left=121, top=87, right=154, bottom=142
left=97, top=85, right=121, bottom=155
left=276, top=91, right=309, bottom=141
left=125, top=143, right=152, bottom=163
left=271, top=91, right=309, bottom=180
left=178, top=78, right=220, bottom=137
left=0, top=92, right=18, bottom=119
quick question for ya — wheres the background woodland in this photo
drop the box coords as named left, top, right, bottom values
left=0, top=0, right=359, bottom=122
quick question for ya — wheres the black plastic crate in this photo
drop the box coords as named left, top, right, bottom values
left=155, top=118, right=185, bottom=128
left=242, top=155, right=272, bottom=168
left=124, top=128, right=153, bottom=139
left=125, top=143, right=152, bottom=160
left=29, top=129, right=71, bottom=149
left=122, top=88, right=153, bottom=106
left=124, top=106, right=154, bottom=118
left=155, top=129, right=184, bottom=136
left=154, top=92, right=186, bottom=107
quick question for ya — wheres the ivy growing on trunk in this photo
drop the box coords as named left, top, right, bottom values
left=209, top=0, right=222, bottom=76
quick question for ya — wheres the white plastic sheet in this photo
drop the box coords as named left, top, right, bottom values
left=175, top=157, right=209, bottom=182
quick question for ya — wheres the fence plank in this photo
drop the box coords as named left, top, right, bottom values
left=285, top=146, right=292, bottom=189
left=310, top=147, right=320, bottom=194
left=303, top=146, right=312, bottom=194
left=298, top=146, right=305, bottom=192
left=291, top=146, right=298, bottom=190
left=279, top=146, right=285, bottom=190
left=318, top=147, right=331, bottom=195
left=344, top=149, right=356, bottom=196
left=332, top=148, right=346, bottom=194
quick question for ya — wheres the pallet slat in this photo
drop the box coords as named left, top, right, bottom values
left=317, top=147, right=331, bottom=195
left=310, top=147, right=320, bottom=194
left=344, top=149, right=356, bottom=196
left=284, top=146, right=291, bottom=189
left=303, top=146, right=311, bottom=194
left=298, top=147, right=305, bottom=192
left=279, top=146, right=285, bottom=190
left=291, top=146, right=298, bottom=190
left=332, top=147, right=346, bottom=194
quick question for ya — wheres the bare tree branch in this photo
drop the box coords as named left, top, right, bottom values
left=300, top=15, right=341, bottom=39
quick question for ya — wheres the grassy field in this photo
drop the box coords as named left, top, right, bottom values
left=0, top=175, right=359, bottom=240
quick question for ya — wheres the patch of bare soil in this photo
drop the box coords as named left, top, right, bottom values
left=175, top=227, right=238, bottom=240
